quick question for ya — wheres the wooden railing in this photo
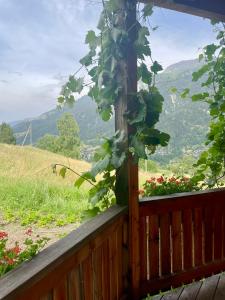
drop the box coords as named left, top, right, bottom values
left=0, top=205, right=128, bottom=300
left=139, top=188, right=225, bottom=297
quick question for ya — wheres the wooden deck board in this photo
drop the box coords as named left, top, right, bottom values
left=149, top=273, right=225, bottom=300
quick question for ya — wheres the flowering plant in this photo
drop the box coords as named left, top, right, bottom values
left=139, top=175, right=200, bottom=197
left=0, top=229, right=49, bottom=277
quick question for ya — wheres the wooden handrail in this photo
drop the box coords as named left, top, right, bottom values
left=0, top=205, right=128, bottom=300
left=139, top=188, right=225, bottom=297
left=139, top=187, right=225, bottom=203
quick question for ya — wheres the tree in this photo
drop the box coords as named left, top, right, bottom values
left=57, top=113, right=81, bottom=158
left=36, top=134, right=60, bottom=153
left=37, top=113, right=81, bottom=159
left=183, top=23, right=225, bottom=187
left=0, top=123, right=16, bottom=145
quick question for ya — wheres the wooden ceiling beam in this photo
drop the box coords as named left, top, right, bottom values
left=140, top=0, right=225, bottom=22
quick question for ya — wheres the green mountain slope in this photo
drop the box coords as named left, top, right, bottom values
left=12, top=59, right=210, bottom=163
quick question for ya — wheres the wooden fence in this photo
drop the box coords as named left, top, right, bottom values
left=139, top=188, right=225, bottom=297
left=0, top=206, right=128, bottom=300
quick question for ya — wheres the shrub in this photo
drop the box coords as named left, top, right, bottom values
left=139, top=175, right=200, bottom=197
left=0, top=229, right=49, bottom=277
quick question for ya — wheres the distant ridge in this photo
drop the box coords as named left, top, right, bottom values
left=12, top=59, right=210, bottom=163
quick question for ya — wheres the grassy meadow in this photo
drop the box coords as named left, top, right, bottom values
left=0, top=144, right=91, bottom=227
left=0, top=143, right=169, bottom=228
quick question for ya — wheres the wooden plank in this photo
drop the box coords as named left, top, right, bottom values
left=160, top=213, right=171, bottom=276
left=102, top=240, right=110, bottom=300
left=179, top=281, right=202, bottom=300
left=139, top=189, right=225, bottom=216
left=149, top=215, right=160, bottom=279
left=0, top=205, right=127, bottom=300
left=223, top=214, right=225, bottom=259
left=204, top=207, right=214, bottom=263
left=53, top=277, right=67, bottom=300
left=116, top=225, right=123, bottom=298
left=162, top=286, right=184, bottom=299
left=141, top=0, right=225, bottom=23
left=139, top=259, right=225, bottom=297
left=127, top=0, right=140, bottom=295
left=140, top=216, right=147, bottom=281
left=171, top=211, right=182, bottom=273
left=67, top=267, right=82, bottom=300
left=196, top=274, right=220, bottom=300
left=40, top=293, right=53, bottom=300
left=93, top=247, right=102, bottom=300
left=182, top=209, right=193, bottom=270
left=82, top=256, right=93, bottom=300
left=213, top=273, right=225, bottom=300
left=193, top=208, right=203, bottom=267
left=214, top=208, right=222, bottom=261
left=109, top=233, right=117, bottom=300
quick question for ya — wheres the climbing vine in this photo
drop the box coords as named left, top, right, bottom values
left=58, top=0, right=169, bottom=213
left=183, top=22, right=225, bottom=187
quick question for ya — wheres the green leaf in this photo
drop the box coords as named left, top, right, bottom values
left=142, top=3, right=153, bottom=19
left=74, top=172, right=95, bottom=188
left=91, top=154, right=110, bottom=177
left=180, top=88, right=190, bottom=99
left=170, top=87, right=177, bottom=94
left=192, top=64, right=210, bottom=81
left=67, top=76, right=84, bottom=93
left=85, top=30, right=98, bottom=50
left=59, top=167, right=67, bottom=178
left=138, top=63, right=152, bottom=85
left=151, top=61, right=163, bottom=74
left=131, top=136, right=147, bottom=159
left=81, top=207, right=100, bottom=220
left=204, top=44, right=218, bottom=60
left=80, top=50, right=96, bottom=66
left=191, top=92, right=209, bottom=102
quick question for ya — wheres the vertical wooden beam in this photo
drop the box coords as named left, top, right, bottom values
left=114, top=0, right=140, bottom=298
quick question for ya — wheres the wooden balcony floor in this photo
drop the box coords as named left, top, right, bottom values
left=151, top=272, right=225, bottom=300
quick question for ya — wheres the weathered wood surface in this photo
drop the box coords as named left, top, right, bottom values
left=140, top=0, right=225, bottom=22
left=139, top=188, right=225, bottom=297
left=151, top=272, right=225, bottom=300
left=0, top=205, right=128, bottom=300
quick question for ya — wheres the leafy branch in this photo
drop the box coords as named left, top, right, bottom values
left=57, top=1, right=170, bottom=212
left=182, top=23, right=225, bottom=187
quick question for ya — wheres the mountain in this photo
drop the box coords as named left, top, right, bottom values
left=12, top=59, right=210, bottom=164
left=13, top=96, right=114, bottom=146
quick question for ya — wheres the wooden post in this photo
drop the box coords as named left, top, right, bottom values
left=114, top=0, right=140, bottom=298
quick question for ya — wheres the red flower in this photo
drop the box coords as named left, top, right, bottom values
left=11, top=245, right=21, bottom=255
left=138, top=189, right=145, bottom=195
left=146, top=179, right=152, bottom=183
left=169, top=177, right=176, bottom=182
left=5, top=257, right=14, bottom=265
left=176, top=180, right=180, bottom=185
left=0, top=231, right=8, bottom=239
left=25, top=228, right=33, bottom=236
left=157, top=176, right=164, bottom=183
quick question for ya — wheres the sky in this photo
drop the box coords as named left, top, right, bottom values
left=0, top=0, right=216, bottom=123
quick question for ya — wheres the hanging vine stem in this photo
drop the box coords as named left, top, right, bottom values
left=57, top=0, right=170, bottom=214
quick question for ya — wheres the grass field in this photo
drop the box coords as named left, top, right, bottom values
left=0, top=143, right=165, bottom=229
left=0, top=144, right=91, bottom=227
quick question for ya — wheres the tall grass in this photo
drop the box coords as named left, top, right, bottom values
left=0, top=176, right=89, bottom=226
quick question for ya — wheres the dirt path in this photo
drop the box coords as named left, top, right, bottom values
left=0, top=215, right=79, bottom=248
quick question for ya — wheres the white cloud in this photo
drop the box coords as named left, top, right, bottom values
left=0, top=1, right=217, bottom=122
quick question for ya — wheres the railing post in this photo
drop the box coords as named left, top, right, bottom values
left=114, top=0, right=140, bottom=298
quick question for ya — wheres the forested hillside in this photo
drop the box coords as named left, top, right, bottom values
left=12, top=59, right=210, bottom=163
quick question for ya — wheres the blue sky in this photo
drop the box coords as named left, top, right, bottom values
left=0, top=0, right=216, bottom=122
